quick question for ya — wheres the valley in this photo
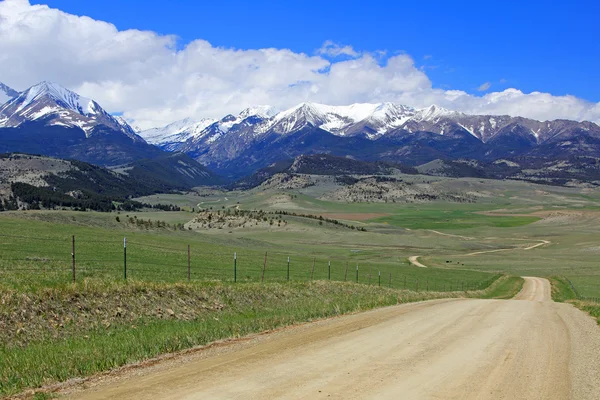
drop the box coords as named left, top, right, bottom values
left=1, top=83, right=600, bottom=399
left=1, top=156, right=600, bottom=397
left=2, top=2, right=600, bottom=399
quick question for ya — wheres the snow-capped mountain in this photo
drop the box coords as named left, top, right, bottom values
left=342, top=103, right=416, bottom=138
left=239, top=105, right=279, bottom=120
left=139, top=117, right=217, bottom=148
left=0, top=81, right=143, bottom=142
left=139, top=106, right=280, bottom=148
left=265, top=102, right=419, bottom=137
left=178, top=109, right=278, bottom=162
left=143, top=100, right=600, bottom=178
left=398, top=105, right=600, bottom=145
left=0, top=82, right=19, bottom=104
left=147, top=102, right=418, bottom=149
left=0, top=81, right=166, bottom=166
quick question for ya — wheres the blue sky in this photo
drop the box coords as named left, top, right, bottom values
left=3, top=0, right=597, bottom=128
left=32, top=0, right=600, bottom=102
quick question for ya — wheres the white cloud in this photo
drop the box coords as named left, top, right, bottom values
left=477, top=82, right=491, bottom=91
left=317, top=40, right=360, bottom=58
left=1, top=0, right=599, bottom=129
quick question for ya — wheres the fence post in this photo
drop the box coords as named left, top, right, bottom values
left=234, top=252, right=237, bottom=282
left=378, top=271, right=381, bottom=287
left=328, top=261, right=331, bottom=280
left=71, top=235, right=75, bottom=283
left=187, top=244, right=191, bottom=282
left=344, top=261, right=348, bottom=281
left=311, top=257, right=315, bottom=280
left=123, top=237, right=127, bottom=280
left=287, top=256, right=290, bottom=281
left=261, top=252, right=267, bottom=283
left=356, top=264, right=359, bottom=283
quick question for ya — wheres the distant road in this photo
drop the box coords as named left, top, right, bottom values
left=408, top=255, right=428, bottom=268
left=408, top=233, right=551, bottom=267
left=67, top=278, right=600, bottom=400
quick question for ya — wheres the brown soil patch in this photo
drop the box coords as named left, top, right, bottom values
left=478, top=209, right=600, bottom=218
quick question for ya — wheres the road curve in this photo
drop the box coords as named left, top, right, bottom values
left=514, top=276, right=552, bottom=301
left=66, top=278, right=600, bottom=400
left=408, top=255, right=428, bottom=268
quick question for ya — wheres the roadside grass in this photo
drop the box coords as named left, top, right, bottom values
left=549, top=276, right=578, bottom=302
left=478, top=276, right=525, bottom=299
left=0, top=276, right=519, bottom=398
left=550, top=276, right=600, bottom=325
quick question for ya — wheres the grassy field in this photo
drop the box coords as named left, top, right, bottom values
left=2, top=172, right=600, bottom=396
left=370, top=206, right=541, bottom=229
left=4, top=172, right=599, bottom=296
left=0, top=210, right=496, bottom=292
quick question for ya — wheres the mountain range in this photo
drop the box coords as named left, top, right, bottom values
left=138, top=101, right=600, bottom=178
left=1, top=80, right=600, bottom=184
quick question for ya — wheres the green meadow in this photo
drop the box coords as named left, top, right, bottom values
left=2, top=172, right=600, bottom=396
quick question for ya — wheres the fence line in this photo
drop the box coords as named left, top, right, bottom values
left=566, top=277, right=600, bottom=303
left=0, top=234, right=498, bottom=293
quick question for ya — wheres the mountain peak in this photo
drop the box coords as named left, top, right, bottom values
left=414, top=104, right=458, bottom=121
left=220, top=114, right=237, bottom=122
left=20, top=81, right=95, bottom=115
left=138, top=117, right=218, bottom=146
left=0, top=81, right=146, bottom=142
left=239, top=105, right=278, bottom=119
left=0, top=81, right=19, bottom=104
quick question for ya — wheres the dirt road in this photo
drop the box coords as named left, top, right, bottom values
left=408, top=236, right=551, bottom=267
left=67, top=278, right=600, bottom=400
left=407, top=255, right=428, bottom=268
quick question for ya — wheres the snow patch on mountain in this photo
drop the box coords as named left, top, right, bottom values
left=412, top=104, right=459, bottom=122
left=15, top=82, right=94, bottom=115
left=28, top=106, right=60, bottom=121
left=139, top=117, right=217, bottom=145
left=239, top=105, right=279, bottom=119
left=0, top=82, right=19, bottom=105
left=365, top=103, right=416, bottom=135
left=457, top=123, right=478, bottom=138
left=270, top=102, right=384, bottom=134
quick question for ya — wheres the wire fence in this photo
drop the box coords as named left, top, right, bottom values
left=0, top=233, right=498, bottom=292
left=566, top=277, right=600, bottom=303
